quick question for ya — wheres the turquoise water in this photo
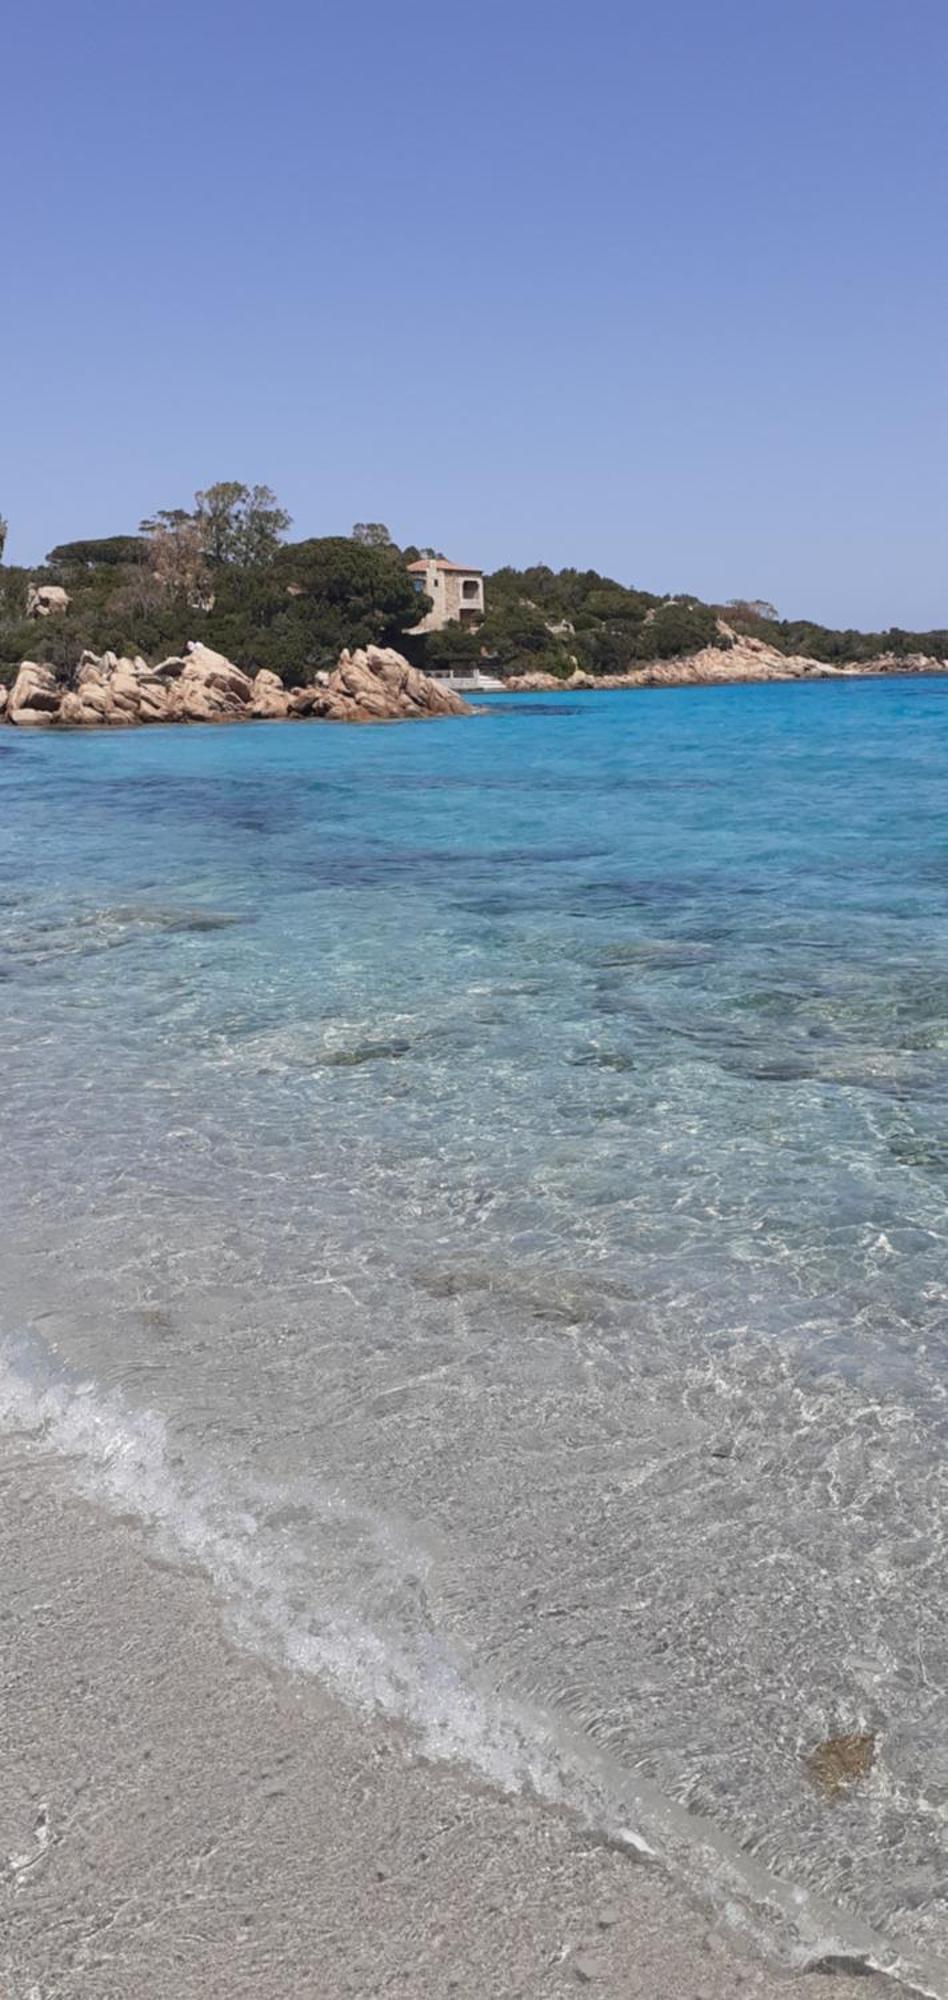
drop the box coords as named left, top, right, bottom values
left=1, top=683, right=947, bottom=1982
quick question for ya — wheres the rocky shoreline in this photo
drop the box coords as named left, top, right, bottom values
left=506, top=631, right=948, bottom=691
left=5, top=629, right=946, bottom=730
left=0, top=643, right=470, bottom=729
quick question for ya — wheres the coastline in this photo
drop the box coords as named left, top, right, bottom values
left=0, top=644, right=471, bottom=730
left=4, top=639, right=947, bottom=736
left=0, top=1459, right=895, bottom=2000
left=504, top=649, right=948, bottom=696
left=3, top=677, right=946, bottom=1999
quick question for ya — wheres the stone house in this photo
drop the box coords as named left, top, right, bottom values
left=407, top=557, right=484, bottom=633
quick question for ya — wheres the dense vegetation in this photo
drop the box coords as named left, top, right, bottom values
left=433, top=570, right=948, bottom=678
left=0, top=491, right=423, bottom=687
left=2, top=485, right=946, bottom=685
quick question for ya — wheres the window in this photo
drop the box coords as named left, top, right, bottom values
left=461, top=579, right=479, bottom=599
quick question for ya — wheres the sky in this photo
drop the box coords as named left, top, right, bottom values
left=3, top=0, right=946, bottom=629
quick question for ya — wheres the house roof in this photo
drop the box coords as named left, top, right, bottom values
left=406, top=558, right=483, bottom=575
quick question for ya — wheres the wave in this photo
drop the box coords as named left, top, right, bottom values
left=0, top=1328, right=944, bottom=1997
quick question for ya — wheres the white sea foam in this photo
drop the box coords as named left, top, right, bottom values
left=0, top=1333, right=944, bottom=1998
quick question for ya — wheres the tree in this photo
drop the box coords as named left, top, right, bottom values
left=478, top=600, right=556, bottom=664
left=141, top=515, right=212, bottom=608
left=194, top=482, right=291, bottom=567
left=139, top=508, right=193, bottom=534
left=352, top=522, right=395, bottom=550
left=414, top=624, right=483, bottom=672
left=272, top=537, right=422, bottom=646
left=583, top=583, right=655, bottom=624
left=631, top=600, right=719, bottom=659
left=139, top=485, right=291, bottom=570
left=203, top=536, right=425, bottom=682
left=0, top=516, right=7, bottom=564
left=726, top=597, right=779, bottom=624
left=47, top=535, right=144, bottom=569
left=105, top=563, right=176, bottom=625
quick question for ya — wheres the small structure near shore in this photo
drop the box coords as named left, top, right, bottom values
left=417, top=666, right=505, bottom=693
left=407, top=556, right=484, bottom=634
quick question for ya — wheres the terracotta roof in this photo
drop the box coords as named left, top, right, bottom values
left=406, top=558, right=482, bottom=575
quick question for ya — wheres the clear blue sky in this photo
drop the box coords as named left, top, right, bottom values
left=4, top=0, right=946, bottom=628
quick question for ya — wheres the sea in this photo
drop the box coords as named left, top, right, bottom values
left=1, top=681, right=946, bottom=1989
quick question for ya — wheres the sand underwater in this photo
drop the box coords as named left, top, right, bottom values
left=1, top=679, right=946, bottom=1994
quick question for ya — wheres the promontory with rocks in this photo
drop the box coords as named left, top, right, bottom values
left=503, top=626, right=948, bottom=691
left=2, top=484, right=947, bottom=728
left=1, top=644, right=469, bottom=729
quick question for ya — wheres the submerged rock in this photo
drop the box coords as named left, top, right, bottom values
left=805, top=1731, right=876, bottom=1800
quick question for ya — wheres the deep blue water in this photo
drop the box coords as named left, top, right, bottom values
left=1, top=682, right=947, bottom=1982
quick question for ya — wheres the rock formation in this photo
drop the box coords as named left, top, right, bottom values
left=25, top=583, right=70, bottom=619
left=250, top=669, right=290, bottom=719
left=7, top=661, right=63, bottom=725
left=0, top=643, right=471, bottom=730
left=158, top=645, right=256, bottom=723
left=505, top=625, right=948, bottom=692
left=626, top=634, right=833, bottom=687
left=57, top=651, right=171, bottom=725
left=6, top=621, right=945, bottom=728
left=310, top=646, right=470, bottom=722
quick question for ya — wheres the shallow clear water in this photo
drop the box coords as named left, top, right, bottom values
left=1, top=684, right=947, bottom=1982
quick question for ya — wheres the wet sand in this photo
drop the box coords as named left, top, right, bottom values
left=0, top=1458, right=890, bottom=2000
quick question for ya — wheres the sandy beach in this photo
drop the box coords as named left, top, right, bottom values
left=0, top=1453, right=891, bottom=2000
left=2, top=687, right=946, bottom=1996
left=6, top=0, right=947, bottom=1985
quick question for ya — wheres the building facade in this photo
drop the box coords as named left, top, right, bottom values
left=407, top=557, right=485, bottom=634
